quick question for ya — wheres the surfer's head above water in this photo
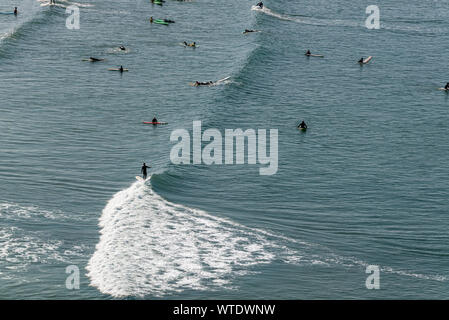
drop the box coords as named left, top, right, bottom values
left=119, top=46, right=126, bottom=51
left=14, top=7, right=17, bottom=15
left=257, top=2, right=263, bottom=8
left=298, top=121, right=307, bottom=129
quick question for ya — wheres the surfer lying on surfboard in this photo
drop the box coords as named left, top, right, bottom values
left=183, top=41, right=196, bottom=47
left=243, top=29, right=260, bottom=34
left=358, top=56, right=373, bottom=64
left=141, top=162, right=151, bottom=180
left=84, top=57, right=104, bottom=62
left=305, top=50, right=324, bottom=57
left=194, top=81, right=214, bottom=86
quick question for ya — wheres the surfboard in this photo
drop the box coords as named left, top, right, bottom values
left=306, top=54, right=324, bottom=57
left=108, top=68, right=129, bottom=71
left=0, top=12, right=15, bottom=15
left=243, top=30, right=261, bottom=34
left=143, top=121, right=168, bottom=125
left=82, top=58, right=105, bottom=62
left=154, top=20, right=169, bottom=25
left=362, top=56, right=373, bottom=64
left=136, top=176, right=145, bottom=182
left=189, top=77, right=230, bottom=86
left=438, top=88, right=449, bottom=91
left=216, top=76, right=231, bottom=83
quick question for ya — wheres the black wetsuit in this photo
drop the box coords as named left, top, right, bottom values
left=445, top=83, right=449, bottom=90
left=298, top=121, right=307, bottom=129
left=141, top=164, right=151, bottom=179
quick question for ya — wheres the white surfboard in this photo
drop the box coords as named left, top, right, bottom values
left=362, top=56, right=373, bottom=64
left=438, top=88, right=448, bottom=91
left=216, top=76, right=231, bottom=83
left=136, top=176, right=145, bottom=182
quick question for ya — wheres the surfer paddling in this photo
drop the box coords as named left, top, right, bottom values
left=256, top=2, right=263, bottom=9
left=14, top=7, right=17, bottom=15
left=141, top=163, right=151, bottom=180
left=194, top=81, right=213, bottom=86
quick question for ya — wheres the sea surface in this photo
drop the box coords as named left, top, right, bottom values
left=1, top=0, right=449, bottom=299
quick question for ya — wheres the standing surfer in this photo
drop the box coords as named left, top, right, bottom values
left=141, top=163, right=151, bottom=180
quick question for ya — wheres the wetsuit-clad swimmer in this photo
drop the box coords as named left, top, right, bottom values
left=119, top=65, right=124, bottom=72
left=305, top=50, right=311, bottom=56
left=152, top=117, right=158, bottom=124
left=256, top=2, right=263, bottom=9
left=298, top=121, right=307, bottom=129
left=119, top=46, right=126, bottom=51
left=358, top=57, right=364, bottom=63
left=445, top=83, right=449, bottom=90
left=14, top=7, right=18, bottom=15
left=141, top=163, right=151, bottom=180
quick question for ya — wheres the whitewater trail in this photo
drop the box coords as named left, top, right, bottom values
left=38, top=0, right=94, bottom=8
left=86, top=177, right=296, bottom=297
left=86, top=177, right=447, bottom=298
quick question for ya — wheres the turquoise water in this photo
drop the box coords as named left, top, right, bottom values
left=1, top=0, right=449, bottom=299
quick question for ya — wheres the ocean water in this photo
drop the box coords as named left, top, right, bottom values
left=1, top=0, right=449, bottom=299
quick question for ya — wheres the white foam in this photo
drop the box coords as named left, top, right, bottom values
left=86, top=178, right=291, bottom=297
left=0, top=202, right=89, bottom=281
left=251, top=5, right=295, bottom=22
left=38, top=0, right=94, bottom=9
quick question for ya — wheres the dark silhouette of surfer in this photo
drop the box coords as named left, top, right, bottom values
left=141, top=163, right=151, bottom=180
